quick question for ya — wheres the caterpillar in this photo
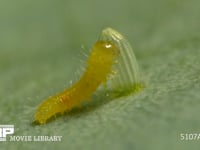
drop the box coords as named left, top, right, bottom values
left=34, top=27, right=142, bottom=124
left=34, top=40, right=119, bottom=124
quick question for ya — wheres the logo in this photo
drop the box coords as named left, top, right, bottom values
left=0, top=124, right=62, bottom=142
left=0, top=125, right=14, bottom=141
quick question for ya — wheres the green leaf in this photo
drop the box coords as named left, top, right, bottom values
left=1, top=0, right=200, bottom=149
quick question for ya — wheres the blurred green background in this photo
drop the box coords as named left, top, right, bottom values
left=1, top=0, right=200, bottom=149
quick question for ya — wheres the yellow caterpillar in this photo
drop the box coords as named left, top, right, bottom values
left=34, top=41, right=119, bottom=124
